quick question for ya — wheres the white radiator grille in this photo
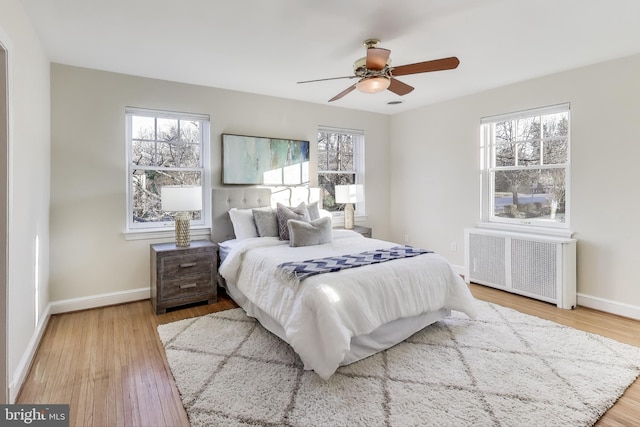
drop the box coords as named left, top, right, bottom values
left=511, top=238, right=556, bottom=299
left=468, top=233, right=506, bottom=287
left=465, top=228, right=577, bottom=309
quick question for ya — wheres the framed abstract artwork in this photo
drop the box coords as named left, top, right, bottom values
left=222, top=133, right=310, bottom=185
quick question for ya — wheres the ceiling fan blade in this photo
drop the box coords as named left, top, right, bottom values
left=388, top=78, right=414, bottom=96
left=366, top=47, right=391, bottom=70
left=392, top=56, right=460, bottom=76
left=329, top=84, right=356, bottom=102
left=297, top=75, right=357, bottom=84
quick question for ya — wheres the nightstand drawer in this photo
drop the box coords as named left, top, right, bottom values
left=150, top=240, right=218, bottom=314
left=160, top=253, right=213, bottom=279
left=161, top=273, right=213, bottom=301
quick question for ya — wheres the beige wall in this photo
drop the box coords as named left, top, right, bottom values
left=50, top=64, right=391, bottom=302
left=390, top=53, right=640, bottom=313
left=50, top=51, right=640, bottom=318
left=0, top=0, right=51, bottom=401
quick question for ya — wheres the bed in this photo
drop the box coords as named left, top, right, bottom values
left=211, top=187, right=477, bottom=379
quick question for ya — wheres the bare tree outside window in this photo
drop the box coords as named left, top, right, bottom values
left=126, top=108, right=210, bottom=231
left=317, top=129, right=363, bottom=212
left=482, top=105, right=570, bottom=228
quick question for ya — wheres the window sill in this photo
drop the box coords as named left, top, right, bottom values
left=476, top=222, right=573, bottom=238
left=123, top=226, right=211, bottom=241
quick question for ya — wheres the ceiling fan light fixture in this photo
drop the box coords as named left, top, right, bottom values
left=356, top=76, right=390, bottom=94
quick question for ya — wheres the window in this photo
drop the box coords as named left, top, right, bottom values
left=126, top=107, right=210, bottom=232
left=480, top=103, right=570, bottom=229
left=317, top=127, right=365, bottom=214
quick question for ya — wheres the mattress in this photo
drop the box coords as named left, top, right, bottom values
left=219, top=231, right=477, bottom=379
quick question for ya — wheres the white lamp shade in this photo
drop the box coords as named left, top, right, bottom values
left=335, top=185, right=363, bottom=204
left=161, top=186, right=202, bottom=211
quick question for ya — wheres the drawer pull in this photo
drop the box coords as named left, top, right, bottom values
left=179, top=262, right=197, bottom=268
left=180, top=283, right=197, bottom=289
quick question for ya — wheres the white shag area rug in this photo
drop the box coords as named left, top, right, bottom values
left=157, top=301, right=640, bottom=427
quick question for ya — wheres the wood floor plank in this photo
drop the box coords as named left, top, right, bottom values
left=15, top=286, right=640, bottom=426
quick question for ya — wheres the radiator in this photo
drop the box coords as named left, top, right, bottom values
left=464, top=228, right=577, bottom=309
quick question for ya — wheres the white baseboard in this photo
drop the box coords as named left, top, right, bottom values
left=459, top=267, right=640, bottom=321
left=9, top=304, right=52, bottom=403
left=49, top=287, right=150, bottom=315
left=9, top=287, right=150, bottom=402
left=577, top=293, right=640, bottom=321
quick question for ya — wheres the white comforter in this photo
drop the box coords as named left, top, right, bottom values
left=219, top=231, right=477, bottom=379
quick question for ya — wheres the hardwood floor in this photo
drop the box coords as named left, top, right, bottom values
left=16, top=285, right=640, bottom=426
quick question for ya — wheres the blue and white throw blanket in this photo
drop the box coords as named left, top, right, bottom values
left=277, top=245, right=433, bottom=284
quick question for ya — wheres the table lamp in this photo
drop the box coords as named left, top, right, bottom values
left=161, top=186, right=202, bottom=247
left=335, top=184, right=363, bottom=229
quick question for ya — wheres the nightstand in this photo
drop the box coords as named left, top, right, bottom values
left=150, top=240, right=217, bottom=314
left=348, top=225, right=372, bottom=238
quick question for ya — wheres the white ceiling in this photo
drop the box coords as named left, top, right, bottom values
left=20, top=0, right=640, bottom=114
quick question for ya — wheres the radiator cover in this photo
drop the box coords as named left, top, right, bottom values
left=465, top=228, right=577, bottom=309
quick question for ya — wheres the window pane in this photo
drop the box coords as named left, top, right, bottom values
left=543, top=139, right=568, bottom=165
left=157, top=118, right=178, bottom=142
left=495, top=121, right=514, bottom=145
left=131, top=170, right=202, bottom=223
left=132, top=140, right=157, bottom=166
left=338, top=134, right=354, bottom=171
left=327, top=150, right=338, bottom=170
left=180, top=120, right=201, bottom=143
left=338, top=147, right=353, bottom=171
left=327, top=133, right=338, bottom=153
left=517, top=139, right=540, bottom=166
left=319, top=132, right=357, bottom=173
left=516, top=117, right=540, bottom=141
left=495, top=142, right=516, bottom=166
left=543, top=112, right=568, bottom=138
left=156, top=141, right=200, bottom=168
left=132, top=116, right=155, bottom=140
left=317, top=149, right=328, bottom=170
left=493, top=168, right=565, bottom=222
left=318, top=173, right=354, bottom=211
left=317, top=134, right=328, bottom=152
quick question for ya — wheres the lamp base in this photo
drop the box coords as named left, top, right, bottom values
left=174, top=213, right=191, bottom=247
left=344, top=203, right=354, bottom=230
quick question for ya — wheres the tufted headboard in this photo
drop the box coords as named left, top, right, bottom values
left=211, top=187, right=272, bottom=243
left=211, top=186, right=322, bottom=243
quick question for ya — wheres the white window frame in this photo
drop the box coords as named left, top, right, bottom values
left=317, top=126, right=365, bottom=217
left=480, top=103, right=570, bottom=232
left=125, top=107, right=211, bottom=236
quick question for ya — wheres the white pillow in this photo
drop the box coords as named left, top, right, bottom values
left=228, top=208, right=260, bottom=239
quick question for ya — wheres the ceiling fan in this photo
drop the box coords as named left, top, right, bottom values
left=297, top=39, right=460, bottom=102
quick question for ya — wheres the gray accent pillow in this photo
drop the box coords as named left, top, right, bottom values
left=277, top=202, right=310, bottom=240
left=288, top=217, right=333, bottom=247
left=307, top=201, right=320, bottom=220
left=252, top=208, right=278, bottom=237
